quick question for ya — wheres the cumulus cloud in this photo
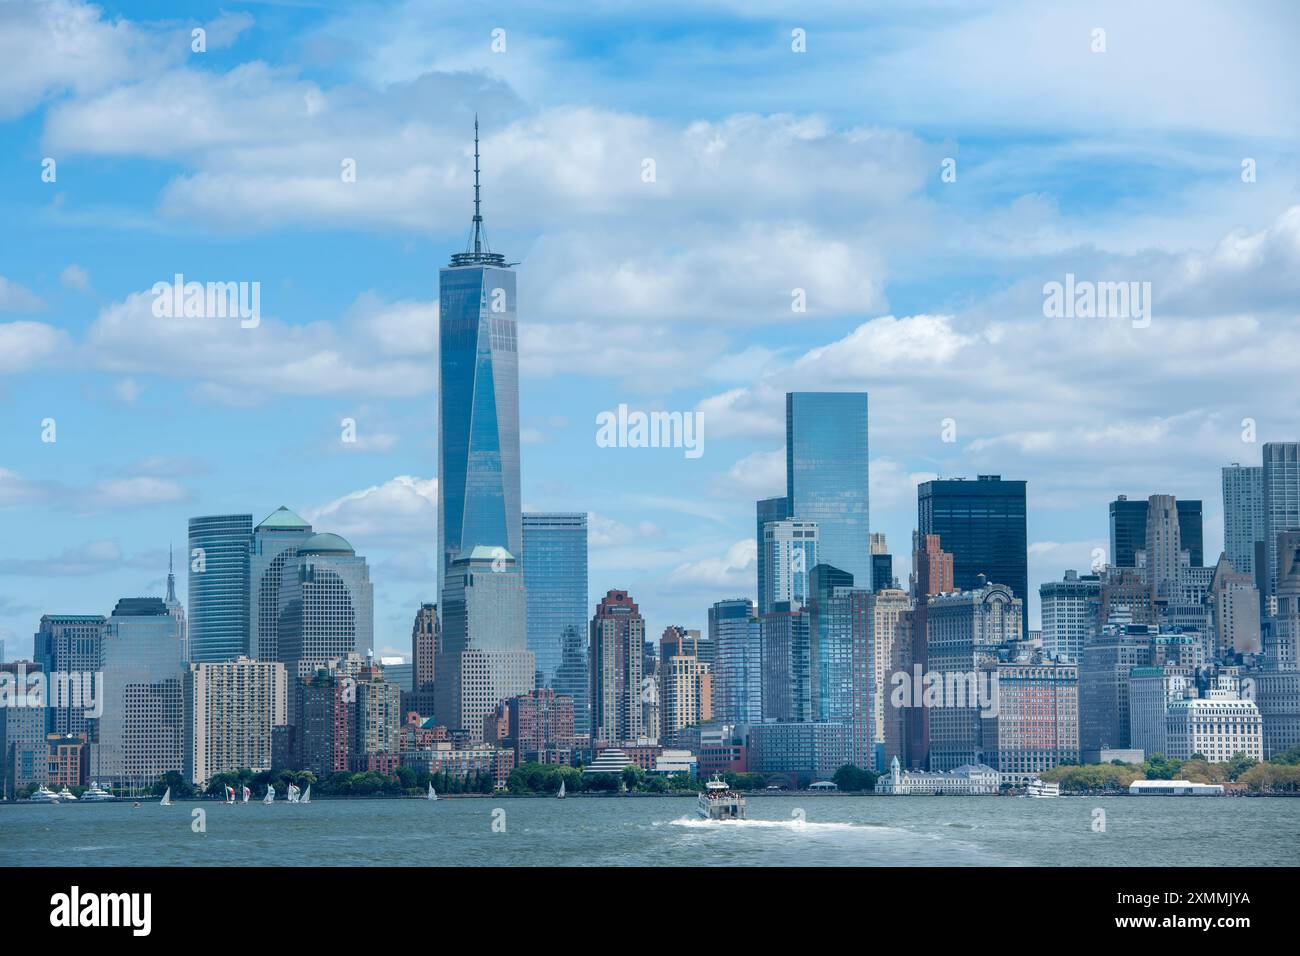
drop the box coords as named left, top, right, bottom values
left=303, top=475, right=437, bottom=546
left=0, top=321, right=65, bottom=372
left=667, top=538, right=757, bottom=593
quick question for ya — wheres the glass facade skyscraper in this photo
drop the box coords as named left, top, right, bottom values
left=438, top=123, right=521, bottom=596
left=1222, top=463, right=1264, bottom=577
left=709, top=598, right=761, bottom=724
left=1108, top=495, right=1203, bottom=569
left=249, top=506, right=314, bottom=662
left=1263, top=442, right=1300, bottom=600
left=786, top=392, right=870, bottom=592
left=755, top=495, right=791, bottom=615
left=277, top=532, right=375, bottom=680
left=918, top=476, right=1027, bottom=638
left=187, top=513, right=253, bottom=662
left=522, top=512, right=590, bottom=735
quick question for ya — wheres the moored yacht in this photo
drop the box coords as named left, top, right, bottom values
left=57, top=786, right=78, bottom=801
left=697, top=776, right=746, bottom=820
left=29, top=784, right=60, bottom=803
left=80, top=782, right=116, bottom=802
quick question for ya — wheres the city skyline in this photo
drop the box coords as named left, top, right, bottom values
left=4, top=0, right=1300, bottom=664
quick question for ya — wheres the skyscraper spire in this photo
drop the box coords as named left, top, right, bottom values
left=449, top=116, right=507, bottom=267
left=166, top=542, right=177, bottom=605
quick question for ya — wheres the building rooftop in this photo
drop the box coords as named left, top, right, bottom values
left=300, top=532, right=355, bottom=555
left=257, top=505, right=312, bottom=531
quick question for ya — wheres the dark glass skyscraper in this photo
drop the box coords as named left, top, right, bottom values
left=522, top=512, right=590, bottom=735
left=786, top=393, right=870, bottom=592
left=438, top=120, right=521, bottom=594
left=917, top=476, right=1027, bottom=638
left=187, top=513, right=252, bottom=662
left=1108, top=495, right=1203, bottom=568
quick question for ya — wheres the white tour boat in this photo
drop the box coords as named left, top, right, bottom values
left=1026, top=779, right=1061, bottom=798
left=697, top=776, right=746, bottom=820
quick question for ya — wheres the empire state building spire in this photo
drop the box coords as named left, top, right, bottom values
left=450, top=116, right=507, bottom=267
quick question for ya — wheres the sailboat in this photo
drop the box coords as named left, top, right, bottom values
left=224, top=785, right=236, bottom=805
left=242, top=786, right=251, bottom=804
left=287, top=784, right=300, bottom=804
left=159, top=787, right=172, bottom=807
left=427, top=782, right=437, bottom=801
left=301, top=784, right=311, bottom=804
left=557, top=780, right=566, bottom=799
left=264, top=785, right=275, bottom=805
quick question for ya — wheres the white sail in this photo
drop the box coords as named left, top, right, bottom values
left=557, top=780, right=566, bottom=799
left=242, top=786, right=250, bottom=804
left=287, top=784, right=299, bottom=803
left=427, top=782, right=436, bottom=801
left=160, top=787, right=171, bottom=807
left=264, top=785, right=275, bottom=805
left=301, top=784, right=311, bottom=804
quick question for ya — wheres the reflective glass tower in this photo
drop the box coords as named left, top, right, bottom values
left=786, top=393, right=870, bottom=591
left=522, top=512, right=590, bottom=734
left=187, top=514, right=252, bottom=662
left=438, top=119, right=521, bottom=596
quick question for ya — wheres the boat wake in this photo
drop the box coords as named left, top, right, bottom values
left=667, top=815, right=891, bottom=833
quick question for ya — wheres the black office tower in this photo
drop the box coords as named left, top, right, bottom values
left=1109, top=495, right=1203, bottom=568
left=917, top=475, right=1028, bottom=638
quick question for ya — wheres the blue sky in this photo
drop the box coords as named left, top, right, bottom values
left=2, top=0, right=1299, bottom=659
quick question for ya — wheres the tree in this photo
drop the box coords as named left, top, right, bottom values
left=832, top=764, right=878, bottom=792
left=621, top=764, right=644, bottom=792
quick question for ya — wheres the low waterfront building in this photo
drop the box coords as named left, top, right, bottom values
left=1128, top=779, right=1225, bottom=796
left=652, top=749, right=698, bottom=776
left=875, top=756, right=999, bottom=795
left=582, top=748, right=635, bottom=775
left=399, top=742, right=515, bottom=789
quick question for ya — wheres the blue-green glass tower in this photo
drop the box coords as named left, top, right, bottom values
left=187, top=513, right=252, bottom=662
left=438, top=119, right=522, bottom=597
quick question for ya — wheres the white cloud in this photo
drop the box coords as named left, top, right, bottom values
left=0, top=321, right=65, bottom=372
left=0, top=279, right=46, bottom=313
left=667, top=538, right=756, bottom=592
left=304, top=475, right=437, bottom=546
left=60, top=264, right=91, bottom=293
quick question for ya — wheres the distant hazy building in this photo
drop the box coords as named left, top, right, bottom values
left=93, top=598, right=184, bottom=784
left=33, top=614, right=106, bottom=738
left=918, top=476, right=1027, bottom=638
left=590, top=590, right=645, bottom=744
left=1166, top=689, right=1263, bottom=762
left=1223, top=463, right=1264, bottom=577
left=1252, top=670, right=1300, bottom=758
left=761, top=519, right=819, bottom=612
left=1267, top=530, right=1300, bottom=671
left=277, top=532, right=375, bottom=680
left=785, top=392, right=871, bottom=592
left=436, top=547, right=534, bottom=744
left=249, top=506, right=314, bottom=661
left=1039, top=570, right=1101, bottom=664
left=188, top=514, right=253, bottom=662
left=710, top=598, right=761, bottom=725
left=522, top=512, right=589, bottom=735
left=184, top=657, right=287, bottom=785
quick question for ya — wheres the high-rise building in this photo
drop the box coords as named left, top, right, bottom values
left=1208, top=553, right=1261, bottom=655
left=898, top=533, right=955, bottom=770
left=354, top=660, right=402, bottom=758
left=925, top=582, right=1023, bottom=770
left=760, top=602, right=812, bottom=723
left=500, top=688, right=577, bottom=761
left=1079, top=626, right=1154, bottom=762
left=184, top=657, right=287, bottom=785
left=438, top=120, right=522, bottom=595
left=981, top=659, right=1080, bottom=785
left=870, top=533, right=894, bottom=592
left=1128, top=665, right=1194, bottom=759
left=33, top=614, right=106, bottom=738
left=0, top=661, right=47, bottom=795
left=868, top=588, right=912, bottom=757
left=249, top=506, right=314, bottom=661
left=409, top=603, right=439, bottom=717
left=1039, top=570, right=1101, bottom=664
left=187, top=514, right=253, bottom=662
left=756, top=496, right=791, bottom=615
left=786, top=392, right=870, bottom=590
left=918, top=476, right=1027, bottom=637
left=1263, top=442, right=1300, bottom=600
left=1109, top=495, right=1203, bottom=570
left=590, top=590, right=646, bottom=744
left=660, top=645, right=711, bottom=747
left=709, top=598, right=761, bottom=725
left=522, top=512, right=589, bottom=734
left=435, top=547, right=534, bottom=743
left=1223, top=463, right=1264, bottom=577
left=163, top=548, right=187, bottom=662
left=93, top=598, right=184, bottom=784
left=277, top=532, right=375, bottom=681
left=760, top=519, right=819, bottom=612
left=1267, top=531, right=1300, bottom=670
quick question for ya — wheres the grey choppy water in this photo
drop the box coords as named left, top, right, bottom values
left=2, top=796, right=1296, bottom=867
